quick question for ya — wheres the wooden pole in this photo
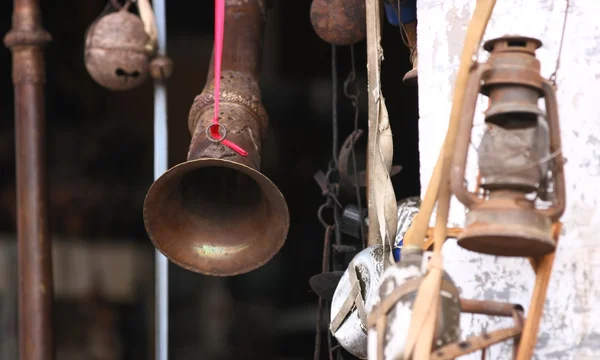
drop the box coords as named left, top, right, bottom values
left=3, top=1, right=55, bottom=359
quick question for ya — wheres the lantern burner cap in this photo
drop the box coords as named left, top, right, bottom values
left=483, top=35, right=543, bottom=55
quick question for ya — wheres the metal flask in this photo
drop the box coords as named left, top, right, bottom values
left=329, top=197, right=422, bottom=359
left=367, top=248, right=461, bottom=359
left=84, top=3, right=153, bottom=91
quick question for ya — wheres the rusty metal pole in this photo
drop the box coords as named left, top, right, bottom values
left=3, top=1, right=55, bottom=359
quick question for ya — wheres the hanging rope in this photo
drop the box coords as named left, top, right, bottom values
left=209, top=0, right=248, bottom=156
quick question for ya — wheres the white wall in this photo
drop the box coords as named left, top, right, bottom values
left=416, top=0, right=600, bottom=358
left=0, top=236, right=152, bottom=302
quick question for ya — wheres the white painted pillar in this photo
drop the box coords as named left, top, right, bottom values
left=416, top=0, right=600, bottom=358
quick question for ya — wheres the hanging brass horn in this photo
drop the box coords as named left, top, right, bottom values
left=143, top=0, right=289, bottom=276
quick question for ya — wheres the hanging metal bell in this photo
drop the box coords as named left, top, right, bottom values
left=367, top=249, right=461, bottom=359
left=310, top=0, right=366, bottom=45
left=84, top=7, right=152, bottom=91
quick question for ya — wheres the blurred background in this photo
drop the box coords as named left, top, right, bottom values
left=0, top=1, right=419, bottom=359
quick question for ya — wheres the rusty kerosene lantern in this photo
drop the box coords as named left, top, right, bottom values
left=84, top=0, right=155, bottom=91
left=451, top=35, right=566, bottom=257
left=310, top=0, right=366, bottom=45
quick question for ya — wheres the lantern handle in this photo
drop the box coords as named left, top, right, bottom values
left=450, top=63, right=491, bottom=208
left=538, top=79, right=566, bottom=221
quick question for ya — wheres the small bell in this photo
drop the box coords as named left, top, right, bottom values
left=310, top=0, right=366, bottom=45
left=84, top=2, right=153, bottom=91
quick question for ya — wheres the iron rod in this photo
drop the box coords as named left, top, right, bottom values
left=153, top=0, right=169, bottom=359
left=3, top=1, right=54, bottom=359
left=460, top=298, right=523, bottom=318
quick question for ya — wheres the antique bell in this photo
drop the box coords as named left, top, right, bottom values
left=84, top=1, right=154, bottom=91
left=329, top=197, right=422, bottom=359
left=143, top=0, right=289, bottom=276
left=310, top=0, right=366, bottom=45
left=451, top=35, right=566, bottom=257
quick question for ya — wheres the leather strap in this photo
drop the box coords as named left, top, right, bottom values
left=367, top=275, right=459, bottom=360
left=365, top=0, right=398, bottom=268
left=330, top=263, right=368, bottom=333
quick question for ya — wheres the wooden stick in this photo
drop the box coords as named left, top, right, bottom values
left=404, top=1, right=497, bottom=358
left=515, top=223, right=562, bottom=360
left=403, top=148, right=445, bottom=248
left=422, top=227, right=464, bottom=251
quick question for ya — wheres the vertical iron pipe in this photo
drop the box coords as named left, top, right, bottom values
left=3, top=1, right=54, bottom=359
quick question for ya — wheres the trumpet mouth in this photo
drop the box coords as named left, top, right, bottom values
left=143, top=158, right=289, bottom=276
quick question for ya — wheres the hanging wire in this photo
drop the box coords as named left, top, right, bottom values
left=331, top=45, right=342, bottom=245
left=313, top=43, right=344, bottom=360
left=343, top=44, right=366, bottom=248
left=549, top=0, right=570, bottom=86
left=314, top=226, right=333, bottom=360
left=384, top=0, right=414, bottom=51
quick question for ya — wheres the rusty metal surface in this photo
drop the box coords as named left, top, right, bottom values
left=149, top=55, right=173, bottom=81
left=431, top=308, right=524, bottom=360
left=3, top=0, right=55, bottom=358
left=450, top=35, right=566, bottom=257
left=143, top=0, right=289, bottom=276
left=459, top=190, right=555, bottom=257
left=84, top=4, right=151, bottom=91
left=310, top=0, right=366, bottom=45
left=460, top=298, right=523, bottom=318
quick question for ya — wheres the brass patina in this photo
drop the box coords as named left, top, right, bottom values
left=143, top=0, right=289, bottom=277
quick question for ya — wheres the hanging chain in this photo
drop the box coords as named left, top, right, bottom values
left=549, top=0, right=570, bottom=86
left=314, top=44, right=344, bottom=360
left=316, top=45, right=343, bottom=243
left=343, top=44, right=366, bottom=249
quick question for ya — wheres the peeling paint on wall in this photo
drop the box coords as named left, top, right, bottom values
left=416, top=0, right=600, bottom=359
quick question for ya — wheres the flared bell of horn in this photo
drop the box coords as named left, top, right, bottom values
left=143, top=0, right=289, bottom=276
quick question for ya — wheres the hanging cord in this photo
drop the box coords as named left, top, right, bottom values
left=331, top=45, right=342, bottom=245
left=313, top=44, right=345, bottom=360
left=343, top=44, right=366, bottom=249
left=313, top=226, right=335, bottom=360
left=384, top=0, right=416, bottom=60
left=208, top=0, right=248, bottom=156
left=549, top=0, right=570, bottom=86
